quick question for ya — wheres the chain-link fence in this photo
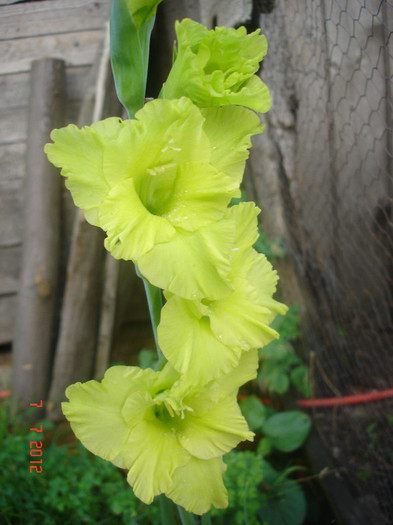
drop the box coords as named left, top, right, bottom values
left=253, top=1, right=393, bottom=522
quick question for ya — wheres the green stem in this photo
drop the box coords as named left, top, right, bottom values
left=135, top=266, right=165, bottom=369
left=158, top=494, right=176, bottom=525
left=201, top=513, right=212, bottom=525
left=177, top=505, right=197, bottom=525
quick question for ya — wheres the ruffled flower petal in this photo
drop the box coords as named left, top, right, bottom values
left=44, top=118, right=127, bottom=225
left=167, top=456, right=228, bottom=515
left=62, top=366, right=155, bottom=467
left=201, top=106, right=263, bottom=183
left=125, top=416, right=190, bottom=504
left=158, top=295, right=242, bottom=384
left=178, top=395, right=254, bottom=459
left=62, top=361, right=255, bottom=513
left=118, top=97, right=211, bottom=183
left=99, top=177, right=176, bottom=261
left=215, top=349, right=259, bottom=399
left=225, top=201, right=261, bottom=264
left=208, top=277, right=282, bottom=350
left=162, top=19, right=271, bottom=113
left=161, top=161, right=239, bottom=232
left=138, top=218, right=235, bottom=300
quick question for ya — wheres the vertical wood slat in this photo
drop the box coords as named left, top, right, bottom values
left=47, top=28, right=122, bottom=420
left=11, top=58, right=65, bottom=414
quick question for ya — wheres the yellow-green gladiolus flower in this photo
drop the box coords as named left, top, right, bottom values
left=62, top=352, right=258, bottom=514
left=161, top=18, right=271, bottom=113
left=124, top=0, right=163, bottom=28
left=45, top=97, right=261, bottom=300
left=158, top=202, right=288, bottom=385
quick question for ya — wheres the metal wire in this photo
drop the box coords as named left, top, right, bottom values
left=261, top=0, right=393, bottom=521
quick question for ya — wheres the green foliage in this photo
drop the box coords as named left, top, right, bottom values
left=238, top=395, right=269, bottom=433
left=138, top=348, right=158, bottom=369
left=211, top=452, right=306, bottom=525
left=110, top=0, right=155, bottom=117
left=257, top=463, right=306, bottom=525
left=258, top=306, right=310, bottom=397
left=0, top=406, right=160, bottom=525
left=261, top=411, right=311, bottom=453
left=253, top=228, right=286, bottom=263
left=239, top=397, right=311, bottom=455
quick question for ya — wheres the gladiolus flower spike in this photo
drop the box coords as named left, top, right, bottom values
left=44, top=13, right=289, bottom=518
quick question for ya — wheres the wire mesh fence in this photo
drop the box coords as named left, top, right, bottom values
left=254, top=0, right=393, bottom=522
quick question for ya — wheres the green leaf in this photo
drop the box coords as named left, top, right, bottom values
left=258, top=479, right=306, bottom=525
left=259, top=342, right=290, bottom=361
left=110, top=0, right=155, bottom=117
left=239, top=395, right=267, bottom=433
left=262, top=411, right=311, bottom=452
left=257, top=437, right=273, bottom=456
left=270, top=305, right=300, bottom=343
left=138, top=348, right=158, bottom=369
left=290, top=365, right=311, bottom=397
left=258, top=364, right=290, bottom=395
left=125, top=0, right=163, bottom=28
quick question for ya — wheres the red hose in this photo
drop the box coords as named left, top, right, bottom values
left=297, top=389, right=393, bottom=407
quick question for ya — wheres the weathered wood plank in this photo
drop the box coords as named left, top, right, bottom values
left=0, top=244, right=21, bottom=295
left=0, top=295, right=17, bottom=345
left=0, top=176, right=23, bottom=246
left=0, top=66, right=90, bottom=110
left=47, top=212, right=106, bottom=419
left=0, top=143, right=25, bottom=251
left=94, top=255, right=119, bottom=380
left=0, top=107, right=26, bottom=145
left=199, top=0, right=252, bottom=28
left=0, top=101, right=80, bottom=145
left=0, top=142, right=25, bottom=180
left=12, top=58, right=66, bottom=414
left=0, top=29, right=104, bottom=75
left=0, top=0, right=110, bottom=40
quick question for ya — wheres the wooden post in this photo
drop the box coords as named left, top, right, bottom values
left=46, top=210, right=106, bottom=420
left=11, top=58, right=65, bottom=415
